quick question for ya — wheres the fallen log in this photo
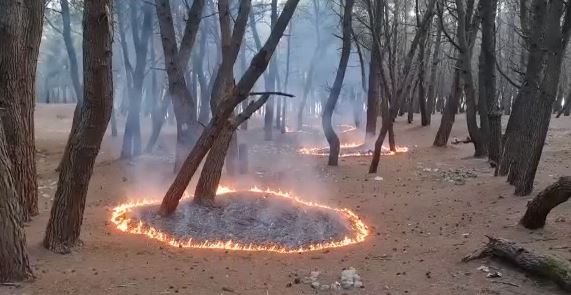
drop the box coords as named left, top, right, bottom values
left=463, top=236, right=571, bottom=292
left=520, top=177, right=571, bottom=229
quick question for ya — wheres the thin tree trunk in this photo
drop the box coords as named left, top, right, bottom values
left=322, top=0, right=353, bottom=166
left=264, top=0, right=279, bottom=141
left=44, top=0, right=114, bottom=253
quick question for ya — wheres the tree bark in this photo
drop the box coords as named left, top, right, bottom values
left=194, top=124, right=233, bottom=206
left=0, top=118, right=33, bottom=283
left=520, top=177, right=571, bottom=229
left=0, top=0, right=43, bottom=220
left=322, top=0, right=354, bottom=166
left=44, top=0, right=114, bottom=254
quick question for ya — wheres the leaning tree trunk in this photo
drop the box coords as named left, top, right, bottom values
left=0, top=120, right=33, bottom=283
left=520, top=177, right=571, bottom=229
left=159, top=0, right=301, bottom=215
left=194, top=124, right=234, bottom=206
left=322, top=0, right=353, bottom=166
left=0, top=0, right=43, bottom=220
left=44, top=0, right=114, bottom=253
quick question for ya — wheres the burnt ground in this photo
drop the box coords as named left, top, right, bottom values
left=130, top=192, right=354, bottom=249
left=3, top=104, right=571, bottom=294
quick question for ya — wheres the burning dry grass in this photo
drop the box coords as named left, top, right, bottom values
left=111, top=187, right=369, bottom=253
left=298, top=143, right=409, bottom=157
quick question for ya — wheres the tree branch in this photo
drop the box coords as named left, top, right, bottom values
left=249, top=91, right=295, bottom=97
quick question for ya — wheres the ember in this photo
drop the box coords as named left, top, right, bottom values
left=111, top=186, right=369, bottom=253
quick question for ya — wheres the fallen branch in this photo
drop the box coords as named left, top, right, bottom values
left=463, top=236, right=571, bottom=292
left=520, top=177, right=571, bottom=229
left=249, top=91, right=295, bottom=97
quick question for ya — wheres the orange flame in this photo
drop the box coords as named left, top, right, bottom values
left=110, top=186, right=370, bottom=253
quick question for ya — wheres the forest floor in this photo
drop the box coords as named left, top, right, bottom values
left=3, top=104, right=571, bottom=295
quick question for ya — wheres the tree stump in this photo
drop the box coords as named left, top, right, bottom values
left=520, top=177, right=571, bottom=229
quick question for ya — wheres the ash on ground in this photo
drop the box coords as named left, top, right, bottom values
left=130, top=192, right=354, bottom=249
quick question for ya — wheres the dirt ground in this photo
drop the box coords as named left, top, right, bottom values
left=2, top=104, right=570, bottom=295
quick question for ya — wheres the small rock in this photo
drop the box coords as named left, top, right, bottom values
left=477, top=265, right=490, bottom=273
left=331, top=281, right=342, bottom=290
left=311, top=281, right=320, bottom=289
left=487, top=272, right=502, bottom=278
left=319, top=284, right=330, bottom=291
left=354, top=281, right=364, bottom=288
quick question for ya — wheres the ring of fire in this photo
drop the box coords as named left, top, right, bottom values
left=111, top=186, right=370, bottom=253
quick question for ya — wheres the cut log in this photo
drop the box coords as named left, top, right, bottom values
left=520, top=177, right=571, bottom=229
left=463, top=236, right=571, bottom=292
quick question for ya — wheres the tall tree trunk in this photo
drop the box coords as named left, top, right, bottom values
left=44, top=0, right=114, bottom=253
left=297, top=0, right=324, bottom=130
left=322, top=0, right=354, bottom=166
left=155, top=0, right=205, bottom=171
left=264, top=0, right=279, bottom=141
left=417, top=25, right=429, bottom=126
left=366, top=50, right=380, bottom=138
left=456, top=0, right=487, bottom=157
left=0, top=0, right=43, bottom=220
left=498, top=0, right=571, bottom=196
left=426, top=23, right=442, bottom=122
left=121, top=3, right=153, bottom=159
left=0, top=119, right=33, bottom=283
left=479, top=0, right=500, bottom=164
